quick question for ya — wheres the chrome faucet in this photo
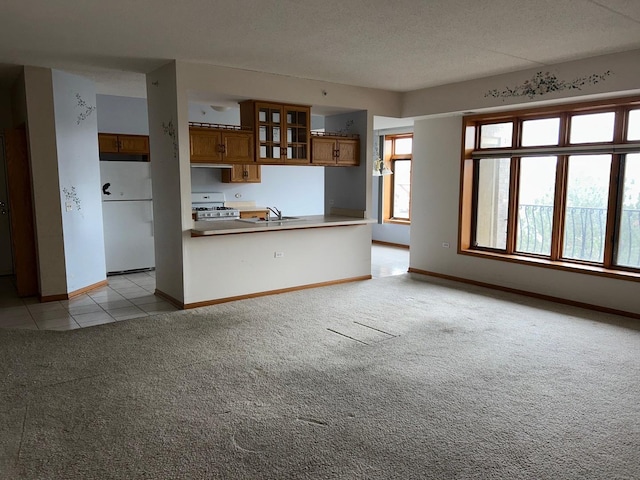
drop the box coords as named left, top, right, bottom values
left=267, top=206, right=282, bottom=220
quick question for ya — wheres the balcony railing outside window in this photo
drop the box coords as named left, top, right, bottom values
left=516, top=205, right=640, bottom=267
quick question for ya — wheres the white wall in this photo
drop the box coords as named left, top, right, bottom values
left=403, top=49, right=640, bottom=118
left=324, top=110, right=369, bottom=214
left=51, top=70, right=106, bottom=292
left=188, top=103, right=240, bottom=125
left=410, top=115, right=640, bottom=315
left=21, top=67, right=107, bottom=296
left=96, top=94, right=149, bottom=135
left=191, top=166, right=324, bottom=215
left=180, top=61, right=402, bottom=117
left=146, top=62, right=187, bottom=302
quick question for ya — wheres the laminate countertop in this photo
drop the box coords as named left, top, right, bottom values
left=191, top=215, right=375, bottom=236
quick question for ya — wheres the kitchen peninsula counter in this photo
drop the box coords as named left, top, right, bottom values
left=191, top=215, right=375, bottom=236
left=185, top=211, right=373, bottom=307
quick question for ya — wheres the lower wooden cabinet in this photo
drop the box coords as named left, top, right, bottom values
left=239, top=210, right=269, bottom=219
left=221, top=164, right=261, bottom=183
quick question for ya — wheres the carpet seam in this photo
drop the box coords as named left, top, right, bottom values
left=15, top=404, right=28, bottom=467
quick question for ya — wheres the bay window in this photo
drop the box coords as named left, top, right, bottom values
left=461, top=96, right=640, bottom=277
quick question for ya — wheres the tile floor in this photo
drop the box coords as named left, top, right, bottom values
left=371, top=243, right=409, bottom=278
left=0, top=244, right=408, bottom=331
left=0, top=270, right=177, bottom=331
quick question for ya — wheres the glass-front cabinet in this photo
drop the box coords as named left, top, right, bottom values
left=240, top=101, right=310, bottom=164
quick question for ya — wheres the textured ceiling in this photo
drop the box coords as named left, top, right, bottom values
left=0, top=0, right=639, bottom=96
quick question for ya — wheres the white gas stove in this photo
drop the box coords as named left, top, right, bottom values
left=191, top=193, right=240, bottom=221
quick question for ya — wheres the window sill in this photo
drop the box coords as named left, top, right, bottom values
left=384, top=219, right=411, bottom=226
left=459, top=248, right=640, bottom=283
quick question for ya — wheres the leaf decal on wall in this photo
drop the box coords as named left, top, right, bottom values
left=75, top=93, right=96, bottom=125
left=162, top=119, right=178, bottom=159
left=485, top=70, right=612, bottom=100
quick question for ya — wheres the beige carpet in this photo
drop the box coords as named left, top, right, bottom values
left=1, top=274, right=639, bottom=479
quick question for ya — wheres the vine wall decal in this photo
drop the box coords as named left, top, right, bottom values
left=75, top=93, right=96, bottom=125
left=485, top=70, right=612, bottom=100
left=338, top=119, right=354, bottom=134
left=162, top=119, right=178, bottom=159
left=62, top=186, right=82, bottom=212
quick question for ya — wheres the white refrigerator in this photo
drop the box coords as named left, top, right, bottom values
left=100, top=161, right=155, bottom=274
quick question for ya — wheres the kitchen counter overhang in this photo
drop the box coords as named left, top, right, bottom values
left=191, top=214, right=375, bottom=236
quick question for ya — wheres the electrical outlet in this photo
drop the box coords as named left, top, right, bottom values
left=274, top=252, right=284, bottom=258
left=442, top=242, right=450, bottom=248
left=65, top=202, right=72, bottom=212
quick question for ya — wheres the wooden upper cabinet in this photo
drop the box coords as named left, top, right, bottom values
left=240, top=100, right=311, bottom=164
left=98, top=133, right=149, bottom=155
left=119, top=135, right=149, bottom=154
left=335, top=138, right=359, bottom=166
left=189, top=125, right=253, bottom=164
left=222, top=130, right=254, bottom=163
left=311, top=134, right=360, bottom=166
left=98, top=134, right=120, bottom=153
left=311, top=137, right=338, bottom=165
left=190, top=128, right=222, bottom=162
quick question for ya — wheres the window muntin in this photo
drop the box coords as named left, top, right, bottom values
left=516, top=156, right=557, bottom=256
left=480, top=122, right=513, bottom=148
left=521, top=118, right=560, bottom=147
left=462, top=97, right=640, bottom=277
left=562, top=155, right=612, bottom=263
left=616, top=153, right=640, bottom=268
left=474, top=158, right=510, bottom=250
left=569, top=112, right=615, bottom=144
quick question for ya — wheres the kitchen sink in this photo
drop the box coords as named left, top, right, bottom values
left=237, top=216, right=304, bottom=224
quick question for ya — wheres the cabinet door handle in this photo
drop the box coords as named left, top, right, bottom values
left=243, top=170, right=248, bottom=178
left=334, top=149, right=340, bottom=158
